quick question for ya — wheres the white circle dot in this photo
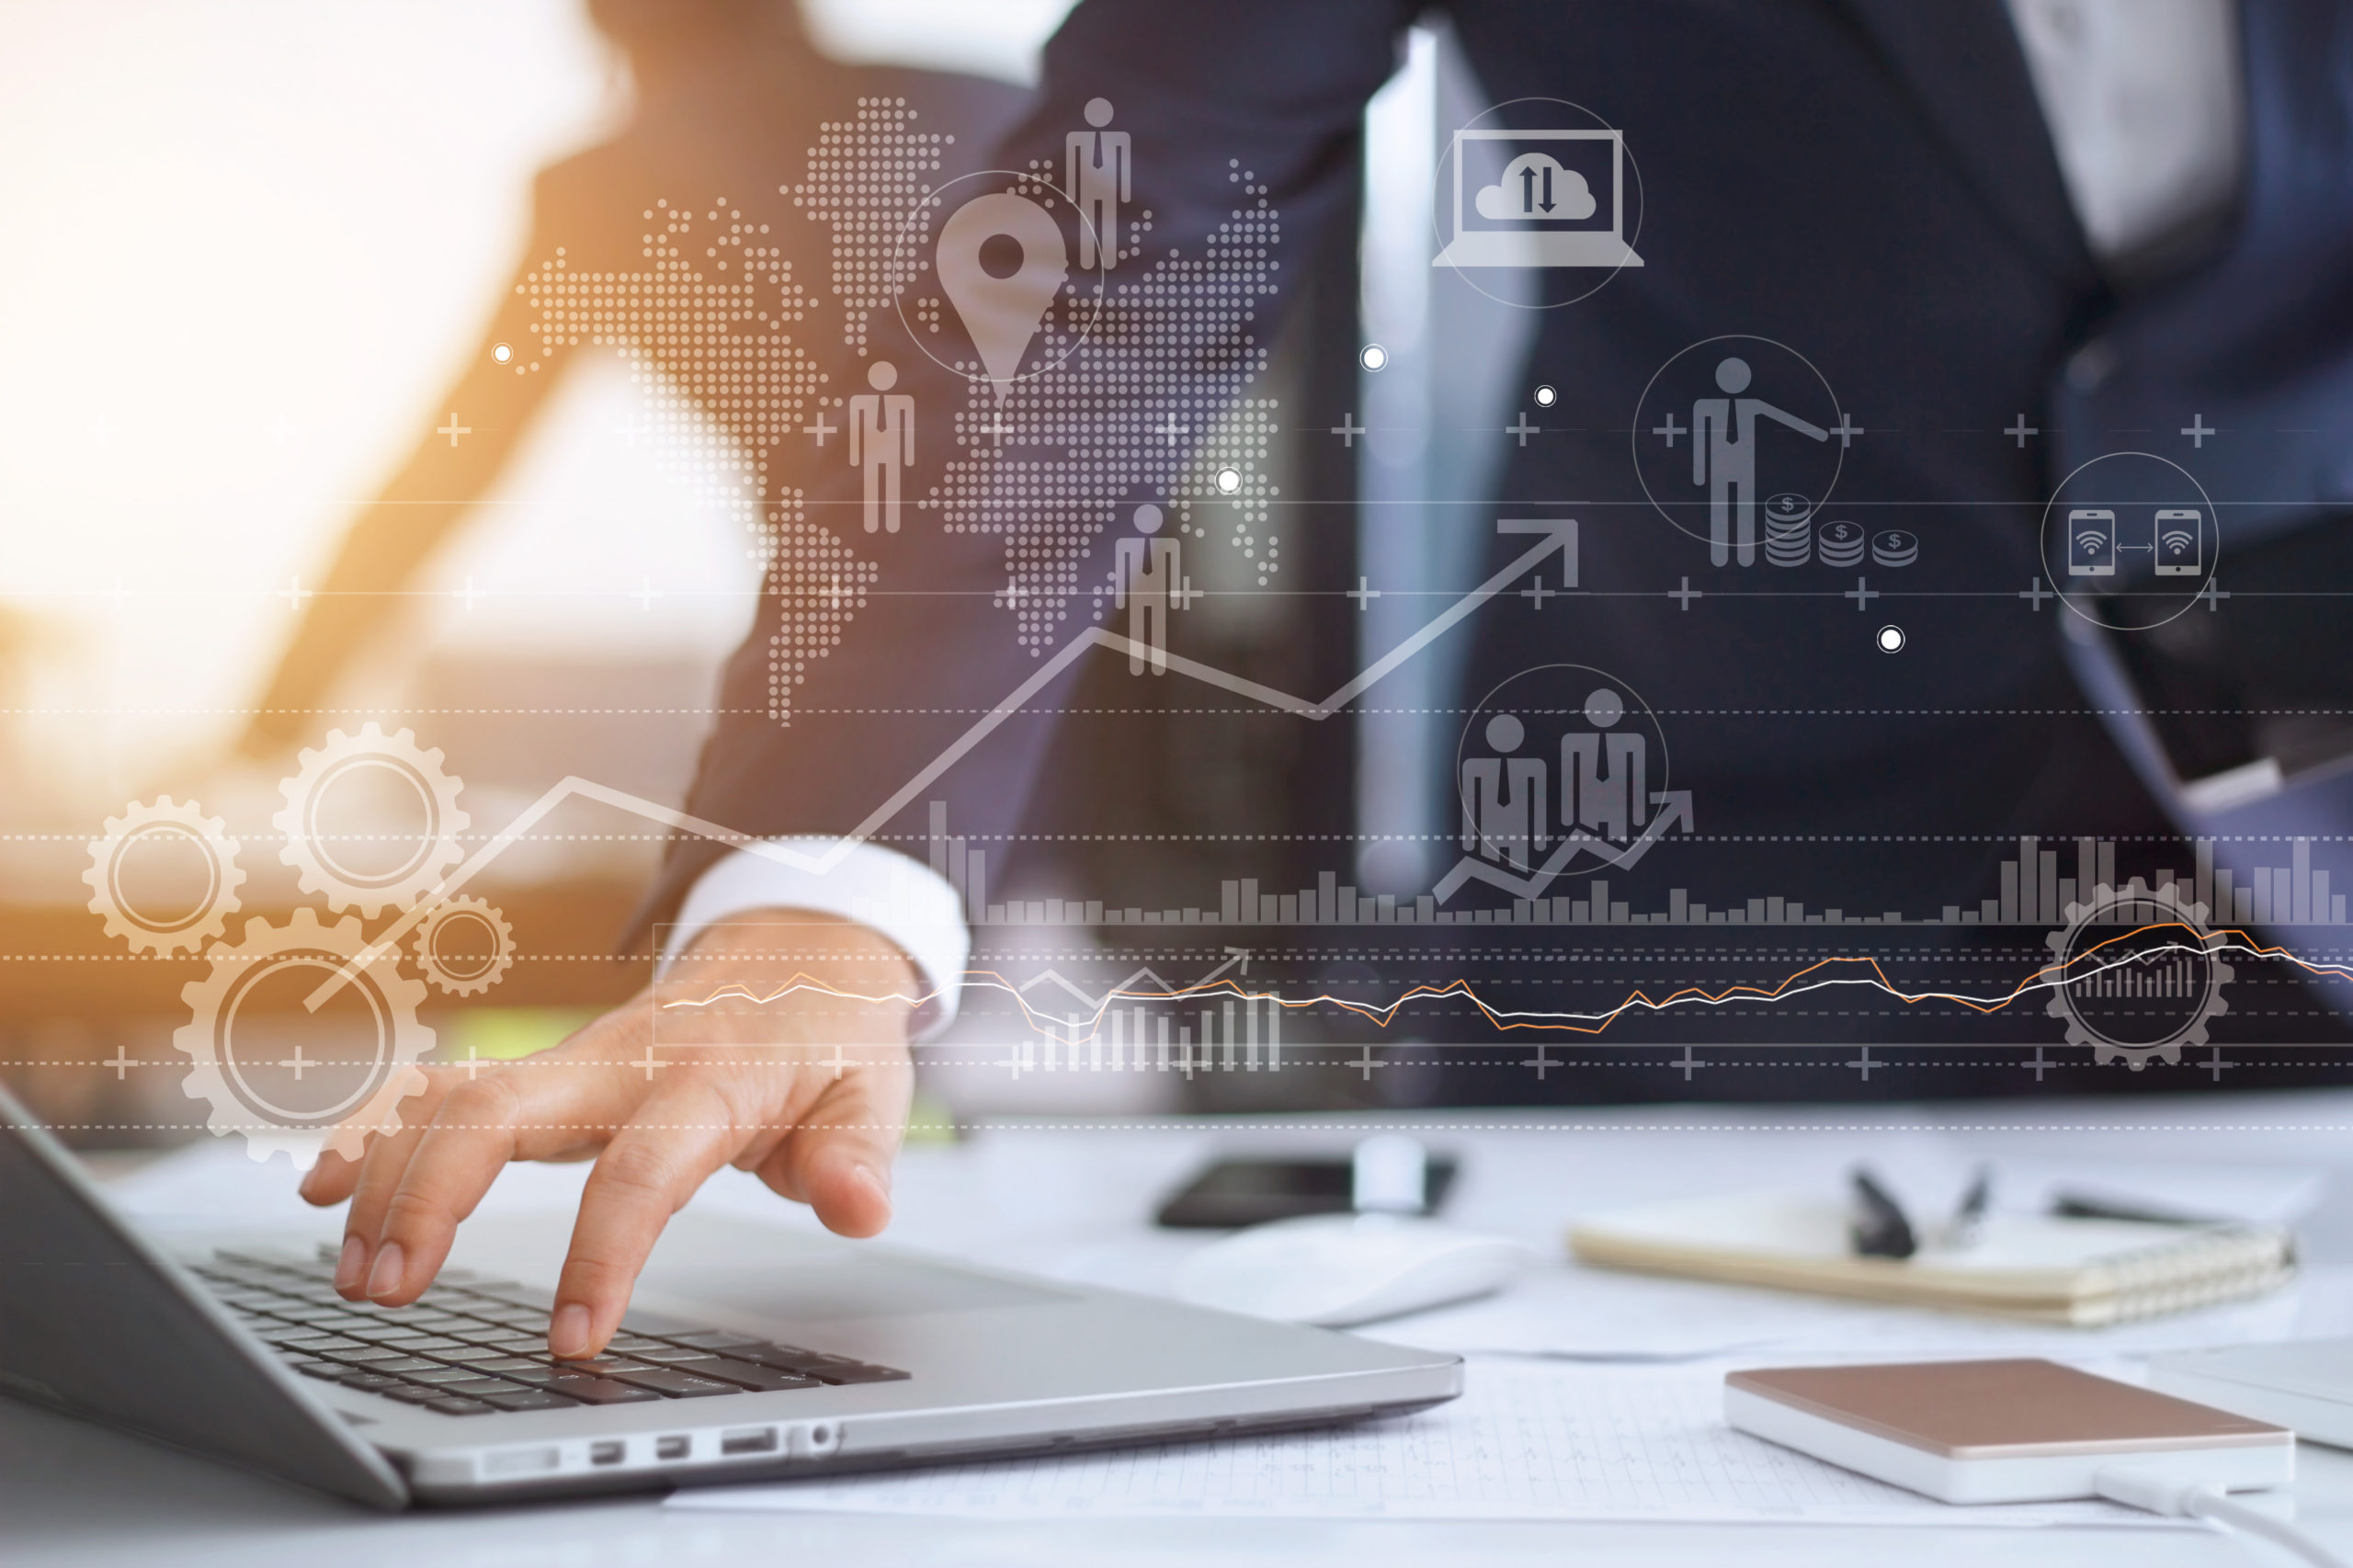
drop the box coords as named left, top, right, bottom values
left=1215, top=468, right=1242, bottom=494
left=491, top=343, right=513, bottom=364
left=1876, top=625, right=1905, bottom=653
left=1359, top=344, right=1388, bottom=372
left=1533, top=384, right=1557, bottom=407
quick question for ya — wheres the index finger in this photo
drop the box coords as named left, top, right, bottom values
left=351, top=1046, right=642, bottom=1306
left=548, top=1078, right=745, bottom=1358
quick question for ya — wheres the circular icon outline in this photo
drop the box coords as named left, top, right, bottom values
left=174, top=906, right=432, bottom=1166
left=1453, top=662, right=1672, bottom=846
left=274, top=723, right=469, bottom=919
left=414, top=895, right=517, bottom=996
left=2044, top=878, right=2231, bottom=1069
left=1630, top=335, right=1847, bottom=557
left=84, top=796, right=245, bottom=956
left=2037, top=450, right=2220, bottom=633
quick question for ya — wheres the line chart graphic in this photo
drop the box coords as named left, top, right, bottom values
left=301, top=518, right=1578, bottom=1009
left=658, top=920, right=2353, bottom=1063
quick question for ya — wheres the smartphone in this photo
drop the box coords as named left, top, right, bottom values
left=2067, top=508, right=2115, bottom=576
left=2154, top=508, right=2203, bottom=576
left=1154, top=1155, right=1459, bottom=1228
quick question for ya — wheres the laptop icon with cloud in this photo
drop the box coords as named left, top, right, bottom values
left=1434, top=128, right=1644, bottom=269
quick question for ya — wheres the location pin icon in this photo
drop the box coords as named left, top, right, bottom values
left=937, top=191, right=1069, bottom=402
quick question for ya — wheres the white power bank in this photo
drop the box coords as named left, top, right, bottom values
left=1724, top=1358, right=2295, bottom=1504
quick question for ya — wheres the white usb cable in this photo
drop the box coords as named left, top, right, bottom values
left=2095, top=1467, right=2348, bottom=1568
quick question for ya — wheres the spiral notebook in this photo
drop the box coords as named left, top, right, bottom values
left=1568, top=1191, right=2295, bottom=1325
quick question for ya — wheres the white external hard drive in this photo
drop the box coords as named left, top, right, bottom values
left=1724, top=1358, right=2294, bottom=1505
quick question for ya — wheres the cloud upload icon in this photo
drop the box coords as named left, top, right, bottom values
left=1475, top=153, right=1597, bottom=222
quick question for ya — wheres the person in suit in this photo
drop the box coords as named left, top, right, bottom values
left=239, top=0, right=1025, bottom=759
left=309, top=0, right=2353, bottom=1355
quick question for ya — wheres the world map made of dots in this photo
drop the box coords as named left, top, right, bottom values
left=519, top=98, right=1285, bottom=725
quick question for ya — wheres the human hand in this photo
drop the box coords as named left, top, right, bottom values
left=298, top=910, right=918, bottom=1358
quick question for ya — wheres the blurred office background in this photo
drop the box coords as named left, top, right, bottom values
left=0, top=1, right=1520, bottom=1139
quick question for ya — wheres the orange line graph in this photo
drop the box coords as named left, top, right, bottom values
left=659, top=921, right=2348, bottom=1040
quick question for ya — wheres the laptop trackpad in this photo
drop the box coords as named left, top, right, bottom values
left=651, top=1254, right=1063, bottom=1323
left=637, top=1213, right=1071, bottom=1324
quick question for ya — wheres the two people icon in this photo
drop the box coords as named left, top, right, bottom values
left=1461, top=688, right=1649, bottom=869
left=1692, top=356, right=1828, bottom=567
left=848, top=360, right=915, bottom=534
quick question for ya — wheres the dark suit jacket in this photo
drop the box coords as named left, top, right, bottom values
left=642, top=0, right=2353, bottom=1082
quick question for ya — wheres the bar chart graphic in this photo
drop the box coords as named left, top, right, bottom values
left=925, top=808, right=2348, bottom=931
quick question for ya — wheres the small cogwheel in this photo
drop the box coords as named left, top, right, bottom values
left=83, top=797, right=245, bottom=956
left=413, top=896, right=516, bottom=995
left=2045, top=879, right=2231, bottom=1070
left=174, top=907, right=433, bottom=1166
left=274, top=724, right=469, bottom=917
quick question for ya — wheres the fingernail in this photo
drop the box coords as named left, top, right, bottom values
left=856, top=1162, right=892, bottom=1203
left=333, top=1234, right=367, bottom=1292
left=551, top=1303, right=592, bottom=1358
left=365, top=1241, right=406, bottom=1301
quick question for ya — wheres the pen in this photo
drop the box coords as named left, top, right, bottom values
left=1848, top=1167, right=1917, bottom=1259
left=1940, top=1165, right=1994, bottom=1250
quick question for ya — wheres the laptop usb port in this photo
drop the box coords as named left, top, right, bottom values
left=589, top=1441, right=625, bottom=1467
left=655, top=1437, right=690, bottom=1461
left=721, top=1427, right=778, bottom=1456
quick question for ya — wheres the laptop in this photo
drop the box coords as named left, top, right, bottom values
left=1432, top=128, right=1644, bottom=269
left=2152, top=1340, right=2353, bottom=1449
left=0, top=1087, right=1461, bottom=1507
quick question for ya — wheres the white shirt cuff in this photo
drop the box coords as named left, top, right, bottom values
left=657, top=839, right=971, bottom=1040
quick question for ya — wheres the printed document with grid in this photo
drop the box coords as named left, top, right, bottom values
left=667, top=1360, right=2166, bottom=1525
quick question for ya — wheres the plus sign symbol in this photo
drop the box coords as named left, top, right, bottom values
left=2036, top=450, right=2221, bottom=634
left=1630, top=335, right=1847, bottom=566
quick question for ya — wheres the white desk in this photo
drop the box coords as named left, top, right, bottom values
left=14, top=1090, right=2353, bottom=1566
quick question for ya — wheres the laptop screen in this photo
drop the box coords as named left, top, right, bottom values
left=1457, top=131, right=1618, bottom=237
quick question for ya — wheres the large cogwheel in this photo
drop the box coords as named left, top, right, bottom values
left=413, top=895, right=516, bottom=995
left=83, top=796, right=245, bottom=955
left=174, top=907, right=433, bottom=1166
left=274, top=723, right=469, bottom=916
left=2045, top=879, right=2232, bottom=1070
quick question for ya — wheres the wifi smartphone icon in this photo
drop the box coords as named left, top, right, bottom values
left=2154, top=508, right=2203, bottom=576
left=2067, top=508, right=2115, bottom=576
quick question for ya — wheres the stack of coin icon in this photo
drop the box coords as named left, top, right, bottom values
left=1870, top=528, right=1919, bottom=568
left=1817, top=519, right=1867, bottom=567
left=1764, top=493, right=1813, bottom=567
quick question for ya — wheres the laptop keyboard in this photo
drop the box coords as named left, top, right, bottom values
left=192, top=1250, right=907, bottom=1417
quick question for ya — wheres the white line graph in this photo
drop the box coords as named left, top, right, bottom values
left=659, top=932, right=2337, bottom=1046
left=303, top=518, right=1578, bottom=1008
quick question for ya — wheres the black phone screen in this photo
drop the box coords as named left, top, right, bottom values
left=1153, top=1155, right=1459, bottom=1228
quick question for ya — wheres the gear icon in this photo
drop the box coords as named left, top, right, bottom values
left=83, top=797, right=245, bottom=956
left=2046, top=879, right=2231, bottom=1069
left=413, top=895, right=516, bottom=995
left=275, top=724, right=469, bottom=917
left=174, top=907, right=433, bottom=1166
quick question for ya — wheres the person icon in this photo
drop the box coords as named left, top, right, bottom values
left=1067, top=97, right=1131, bottom=270
left=1562, top=687, right=1647, bottom=842
left=1461, top=713, right=1547, bottom=870
left=1113, top=502, right=1181, bottom=674
left=1692, top=356, right=1828, bottom=567
left=848, top=359, right=915, bottom=534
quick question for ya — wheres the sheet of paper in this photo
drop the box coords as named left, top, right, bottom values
left=666, top=1360, right=2168, bottom=1526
